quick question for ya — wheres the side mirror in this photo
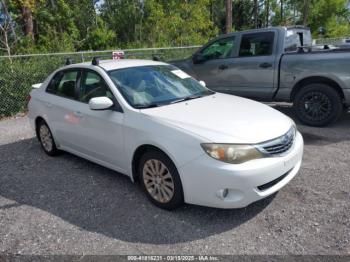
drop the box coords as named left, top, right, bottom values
left=192, top=53, right=206, bottom=64
left=89, top=97, right=114, bottom=110
left=199, top=80, right=206, bottom=87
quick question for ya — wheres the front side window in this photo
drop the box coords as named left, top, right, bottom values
left=239, top=32, right=274, bottom=57
left=47, top=70, right=79, bottom=99
left=108, top=65, right=213, bottom=108
left=79, top=71, right=114, bottom=103
left=200, top=37, right=236, bottom=60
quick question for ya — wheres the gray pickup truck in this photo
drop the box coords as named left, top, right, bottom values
left=171, top=26, right=350, bottom=126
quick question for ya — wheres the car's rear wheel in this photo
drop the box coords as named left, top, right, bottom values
left=293, top=83, right=343, bottom=127
left=139, top=150, right=184, bottom=210
left=37, top=120, right=60, bottom=156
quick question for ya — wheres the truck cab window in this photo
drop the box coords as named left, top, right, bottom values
left=201, top=37, right=236, bottom=60
left=239, top=32, right=274, bottom=57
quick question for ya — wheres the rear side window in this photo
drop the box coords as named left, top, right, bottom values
left=79, top=71, right=114, bottom=103
left=46, top=70, right=79, bottom=100
left=239, top=32, right=274, bottom=57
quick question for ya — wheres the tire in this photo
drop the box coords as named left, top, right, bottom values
left=138, top=150, right=184, bottom=210
left=293, top=83, right=343, bottom=127
left=36, top=120, right=60, bottom=156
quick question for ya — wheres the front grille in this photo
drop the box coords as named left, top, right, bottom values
left=257, top=169, right=291, bottom=191
left=258, top=126, right=295, bottom=156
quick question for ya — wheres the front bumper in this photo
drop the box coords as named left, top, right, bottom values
left=179, top=132, right=304, bottom=209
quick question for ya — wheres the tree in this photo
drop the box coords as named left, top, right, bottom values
left=1, top=0, right=350, bottom=55
left=0, top=0, right=17, bottom=56
left=307, top=0, right=349, bottom=37
left=100, top=0, right=218, bottom=47
left=232, top=0, right=254, bottom=30
left=15, top=0, right=36, bottom=40
left=225, top=0, right=232, bottom=33
left=303, top=0, right=310, bottom=25
left=280, top=0, right=284, bottom=22
left=253, top=0, right=258, bottom=28
left=266, top=0, right=270, bottom=27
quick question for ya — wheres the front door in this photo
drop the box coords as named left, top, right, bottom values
left=191, top=36, right=238, bottom=92
left=72, top=69, right=125, bottom=171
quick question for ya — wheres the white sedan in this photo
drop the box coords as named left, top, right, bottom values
left=28, top=59, right=303, bottom=210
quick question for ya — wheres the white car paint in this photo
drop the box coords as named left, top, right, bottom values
left=28, top=59, right=303, bottom=209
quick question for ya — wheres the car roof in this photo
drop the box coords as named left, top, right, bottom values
left=64, top=59, right=168, bottom=71
left=215, top=26, right=310, bottom=40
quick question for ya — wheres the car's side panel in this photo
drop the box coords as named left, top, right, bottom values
left=276, top=51, right=350, bottom=101
left=45, top=94, right=85, bottom=150
left=120, top=110, right=207, bottom=180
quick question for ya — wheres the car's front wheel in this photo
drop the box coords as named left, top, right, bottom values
left=37, top=120, right=60, bottom=156
left=293, top=83, right=343, bottom=127
left=139, top=150, right=184, bottom=210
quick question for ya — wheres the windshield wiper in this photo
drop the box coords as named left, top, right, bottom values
left=136, top=90, right=216, bottom=108
left=135, top=103, right=161, bottom=109
left=170, top=90, right=215, bottom=104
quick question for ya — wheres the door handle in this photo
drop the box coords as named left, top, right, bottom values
left=73, top=111, right=83, bottom=118
left=259, top=62, right=272, bottom=68
left=218, top=64, right=228, bottom=70
left=45, top=102, right=53, bottom=108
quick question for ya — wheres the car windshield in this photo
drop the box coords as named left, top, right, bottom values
left=108, top=65, right=214, bottom=108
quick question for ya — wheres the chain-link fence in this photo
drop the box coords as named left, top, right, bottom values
left=314, top=36, right=350, bottom=46
left=0, top=46, right=200, bottom=118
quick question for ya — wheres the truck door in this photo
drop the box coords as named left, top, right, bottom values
left=190, top=36, right=239, bottom=91
left=225, top=31, right=278, bottom=100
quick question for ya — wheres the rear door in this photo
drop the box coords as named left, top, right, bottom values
left=226, top=31, right=278, bottom=100
left=44, top=68, right=82, bottom=149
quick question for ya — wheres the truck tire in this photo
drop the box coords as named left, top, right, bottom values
left=293, top=83, right=343, bottom=127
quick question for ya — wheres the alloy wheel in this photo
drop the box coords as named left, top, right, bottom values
left=142, top=159, right=175, bottom=203
left=39, top=124, right=53, bottom=152
left=302, top=91, right=332, bottom=121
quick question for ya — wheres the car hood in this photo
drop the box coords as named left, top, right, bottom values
left=141, top=93, right=293, bottom=144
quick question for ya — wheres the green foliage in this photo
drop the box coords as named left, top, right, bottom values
left=1, top=0, right=350, bottom=117
left=100, top=0, right=218, bottom=48
left=1, top=0, right=350, bottom=55
left=232, top=0, right=255, bottom=30
left=82, top=18, right=116, bottom=50
left=308, top=0, right=350, bottom=37
left=0, top=56, right=63, bottom=117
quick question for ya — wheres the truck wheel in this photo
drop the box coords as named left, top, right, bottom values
left=293, top=83, right=343, bottom=127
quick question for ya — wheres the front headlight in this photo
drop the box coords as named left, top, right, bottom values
left=201, top=143, right=264, bottom=164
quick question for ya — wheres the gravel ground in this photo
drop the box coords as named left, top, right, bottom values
left=0, top=106, right=349, bottom=255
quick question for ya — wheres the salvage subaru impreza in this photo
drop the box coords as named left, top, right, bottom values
left=28, top=58, right=303, bottom=210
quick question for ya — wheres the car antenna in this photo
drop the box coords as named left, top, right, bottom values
left=92, top=57, right=100, bottom=66
left=65, top=58, right=73, bottom=65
